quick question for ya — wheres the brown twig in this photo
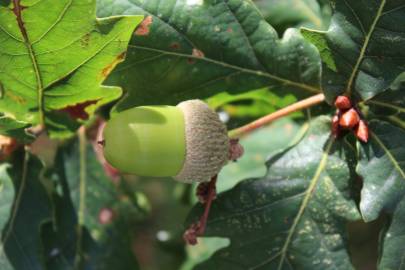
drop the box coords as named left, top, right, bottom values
left=228, top=93, right=325, bottom=138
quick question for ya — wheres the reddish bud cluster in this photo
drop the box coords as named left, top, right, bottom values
left=332, top=96, right=369, bottom=143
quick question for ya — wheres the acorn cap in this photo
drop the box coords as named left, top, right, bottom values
left=175, top=100, right=229, bottom=183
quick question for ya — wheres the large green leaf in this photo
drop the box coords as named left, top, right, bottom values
left=302, top=0, right=405, bottom=103
left=187, top=117, right=360, bottom=269
left=378, top=196, right=405, bottom=270
left=40, top=136, right=141, bottom=269
left=357, top=121, right=405, bottom=222
left=254, top=0, right=331, bottom=33
left=0, top=0, right=142, bottom=137
left=0, top=151, right=53, bottom=270
left=97, top=0, right=322, bottom=111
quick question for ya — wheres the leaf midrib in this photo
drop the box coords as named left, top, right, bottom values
left=128, top=45, right=321, bottom=94
left=128, top=1, right=321, bottom=94
left=276, top=138, right=334, bottom=270
left=12, top=0, right=44, bottom=125
left=346, top=0, right=386, bottom=95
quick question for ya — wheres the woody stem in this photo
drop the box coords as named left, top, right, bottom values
left=228, top=93, right=325, bottom=138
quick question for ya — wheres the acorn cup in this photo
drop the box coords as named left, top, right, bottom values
left=102, top=100, right=230, bottom=183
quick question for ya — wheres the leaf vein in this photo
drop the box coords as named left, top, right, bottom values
left=277, top=138, right=335, bottom=270
left=345, top=0, right=387, bottom=95
left=127, top=45, right=321, bottom=93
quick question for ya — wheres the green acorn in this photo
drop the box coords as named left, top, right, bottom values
left=102, top=100, right=230, bottom=183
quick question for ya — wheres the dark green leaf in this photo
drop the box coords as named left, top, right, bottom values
left=365, top=87, right=405, bottom=127
left=97, top=0, right=322, bottom=111
left=0, top=164, right=14, bottom=270
left=0, top=151, right=53, bottom=270
left=0, top=0, right=142, bottom=137
left=0, top=116, right=34, bottom=143
left=303, top=0, right=405, bottom=103
left=357, top=120, right=405, bottom=222
left=187, top=117, right=360, bottom=269
left=378, top=197, right=405, bottom=270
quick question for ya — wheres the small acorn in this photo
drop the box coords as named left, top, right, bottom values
left=339, top=108, right=360, bottom=129
left=334, top=95, right=352, bottom=110
left=102, top=100, right=230, bottom=183
left=355, top=120, right=369, bottom=143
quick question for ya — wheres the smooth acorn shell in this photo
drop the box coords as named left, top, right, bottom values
left=103, top=106, right=186, bottom=176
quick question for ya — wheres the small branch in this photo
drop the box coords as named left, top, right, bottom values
left=228, top=93, right=325, bottom=138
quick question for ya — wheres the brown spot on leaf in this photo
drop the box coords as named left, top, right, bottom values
left=135, top=16, right=153, bottom=36
left=227, top=27, right=233, bottom=33
left=80, top=33, right=91, bottom=48
left=101, top=51, right=127, bottom=78
left=5, top=91, right=26, bottom=104
left=192, top=48, right=205, bottom=58
left=60, top=100, right=99, bottom=120
left=170, top=42, right=180, bottom=50
left=188, top=48, right=204, bottom=64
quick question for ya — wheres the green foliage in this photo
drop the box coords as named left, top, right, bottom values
left=0, top=152, right=53, bottom=270
left=40, top=137, right=142, bottom=269
left=97, top=0, right=322, bottom=112
left=0, top=0, right=142, bottom=138
left=303, top=0, right=405, bottom=103
left=379, top=198, right=405, bottom=269
left=0, top=0, right=404, bottom=270
left=187, top=117, right=361, bottom=269
left=357, top=121, right=405, bottom=222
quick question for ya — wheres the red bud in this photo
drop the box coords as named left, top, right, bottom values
left=334, top=96, right=352, bottom=110
left=355, top=120, right=369, bottom=143
left=339, top=108, right=360, bottom=129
